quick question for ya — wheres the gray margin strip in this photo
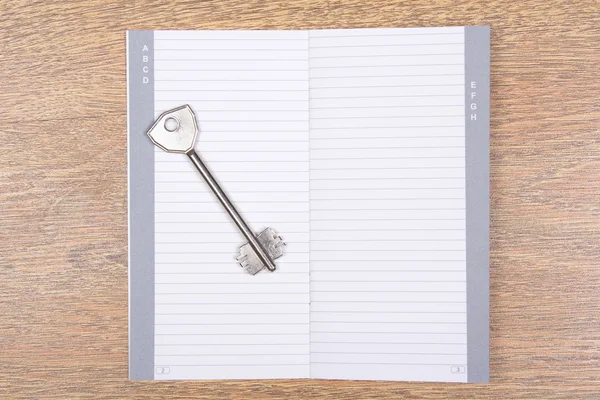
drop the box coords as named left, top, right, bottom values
left=127, top=30, right=155, bottom=380
left=465, top=26, right=490, bottom=383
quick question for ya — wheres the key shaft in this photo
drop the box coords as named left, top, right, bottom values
left=187, top=150, right=276, bottom=272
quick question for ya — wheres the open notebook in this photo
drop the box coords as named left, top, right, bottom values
left=127, top=26, right=490, bottom=383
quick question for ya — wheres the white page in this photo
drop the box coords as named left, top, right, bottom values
left=308, top=27, right=469, bottom=382
left=152, top=30, right=311, bottom=380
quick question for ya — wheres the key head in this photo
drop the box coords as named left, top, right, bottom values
left=147, top=105, right=198, bottom=153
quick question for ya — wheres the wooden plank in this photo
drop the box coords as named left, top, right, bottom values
left=1, top=0, right=599, bottom=398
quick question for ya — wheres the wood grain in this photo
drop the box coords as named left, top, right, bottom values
left=1, top=0, right=599, bottom=398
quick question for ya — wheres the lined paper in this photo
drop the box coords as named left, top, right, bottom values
left=136, top=26, right=482, bottom=382
left=308, top=27, right=467, bottom=382
left=153, top=30, right=311, bottom=380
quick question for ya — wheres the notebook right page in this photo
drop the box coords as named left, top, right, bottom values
left=308, top=26, right=490, bottom=382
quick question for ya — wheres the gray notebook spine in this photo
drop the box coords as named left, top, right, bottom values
left=127, top=30, right=155, bottom=381
left=465, top=25, right=491, bottom=383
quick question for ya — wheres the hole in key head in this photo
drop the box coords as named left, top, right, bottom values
left=164, top=117, right=179, bottom=132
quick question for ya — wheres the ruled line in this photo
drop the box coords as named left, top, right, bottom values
left=310, top=53, right=464, bottom=59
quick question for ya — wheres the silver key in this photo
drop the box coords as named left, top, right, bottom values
left=146, top=105, right=285, bottom=275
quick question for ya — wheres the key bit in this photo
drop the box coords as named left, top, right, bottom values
left=147, top=105, right=283, bottom=274
left=237, top=228, right=286, bottom=275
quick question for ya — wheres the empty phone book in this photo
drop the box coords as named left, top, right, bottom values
left=127, top=26, right=490, bottom=382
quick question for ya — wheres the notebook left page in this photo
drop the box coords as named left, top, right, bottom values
left=127, top=30, right=311, bottom=380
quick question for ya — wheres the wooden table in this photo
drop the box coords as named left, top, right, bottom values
left=1, top=0, right=599, bottom=398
